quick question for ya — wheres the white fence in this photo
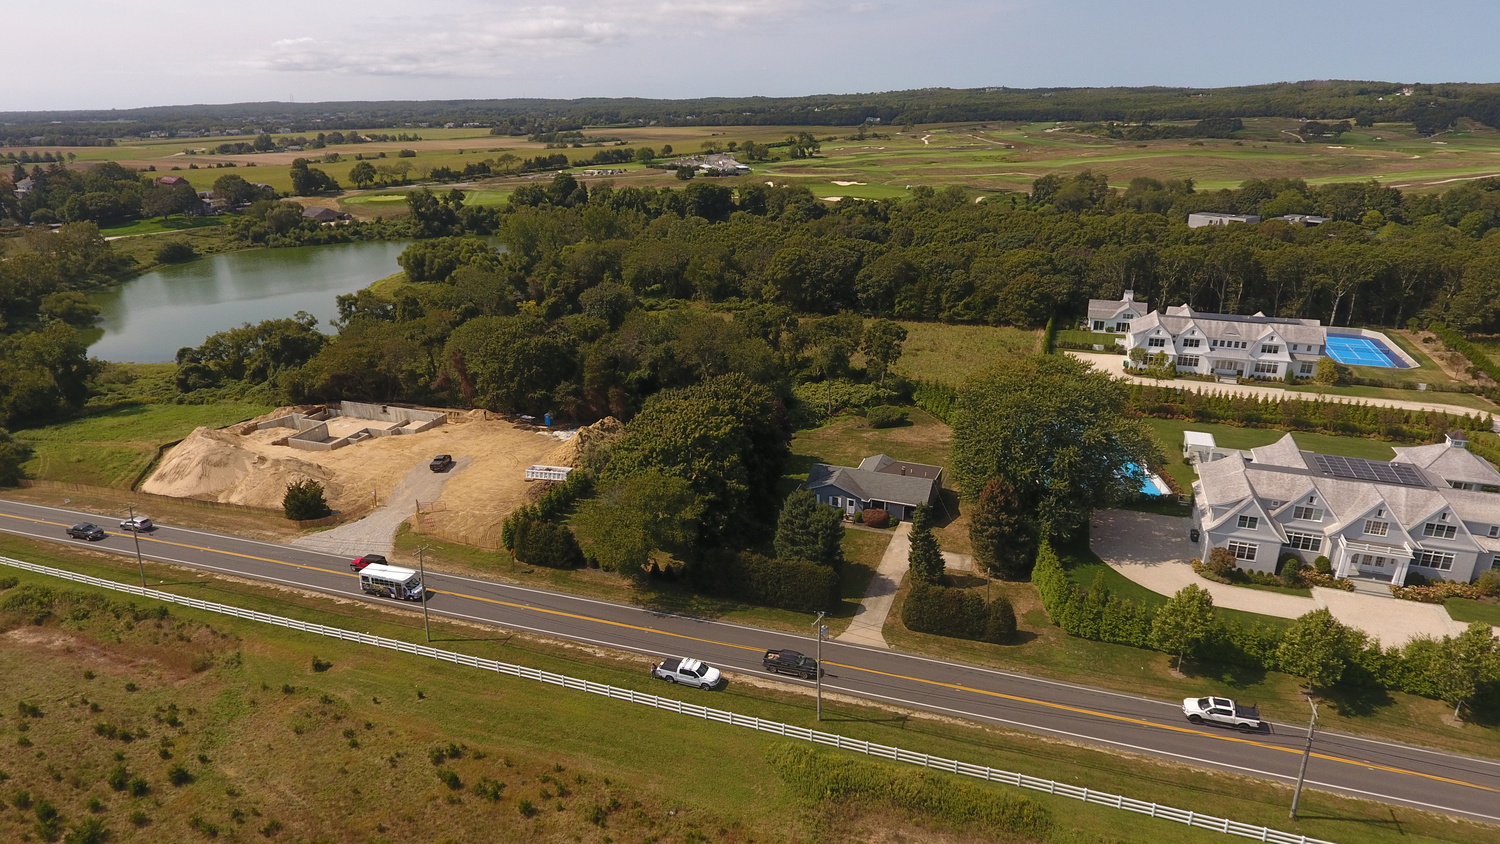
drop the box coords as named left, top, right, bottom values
left=0, top=555, right=1337, bottom=844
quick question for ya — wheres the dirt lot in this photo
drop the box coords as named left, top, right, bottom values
left=142, top=408, right=568, bottom=549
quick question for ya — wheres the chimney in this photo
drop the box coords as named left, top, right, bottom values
left=1122, top=289, right=1135, bottom=302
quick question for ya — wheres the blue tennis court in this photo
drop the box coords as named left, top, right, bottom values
left=1325, top=333, right=1410, bottom=368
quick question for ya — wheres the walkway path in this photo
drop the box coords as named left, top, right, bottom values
left=291, top=457, right=468, bottom=559
left=1090, top=509, right=1470, bottom=647
left=837, top=522, right=910, bottom=648
left=1065, top=351, right=1494, bottom=419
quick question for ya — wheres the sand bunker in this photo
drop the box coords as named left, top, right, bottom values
left=831, top=180, right=866, bottom=186
left=143, top=406, right=565, bottom=548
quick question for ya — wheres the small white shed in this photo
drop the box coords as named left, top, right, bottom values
left=1183, top=431, right=1219, bottom=465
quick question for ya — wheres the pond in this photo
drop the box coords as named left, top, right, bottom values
left=88, top=240, right=413, bottom=363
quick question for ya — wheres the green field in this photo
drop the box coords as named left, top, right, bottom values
left=891, top=322, right=1040, bottom=386
left=16, top=399, right=271, bottom=489
left=1, top=536, right=1494, bottom=844
left=98, top=216, right=224, bottom=238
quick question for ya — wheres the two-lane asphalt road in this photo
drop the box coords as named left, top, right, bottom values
left=4, top=497, right=1500, bottom=824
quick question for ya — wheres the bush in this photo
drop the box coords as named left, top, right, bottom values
left=511, top=518, right=584, bottom=569
left=282, top=479, right=332, bottom=520
left=1313, top=555, right=1332, bottom=575
left=685, top=551, right=840, bottom=613
left=901, top=583, right=987, bottom=640
left=865, top=405, right=907, bottom=428
left=437, top=768, right=462, bottom=790
left=153, top=240, right=198, bottom=264
left=1476, top=568, right=1500, bottom=598
left=983, top=597, right=1017, bottom=644
left=1205, top=547, right=1236, bottom=578
left=860, top=508, right=890, bottom=528
left=167, top=765, right=194, bottom=786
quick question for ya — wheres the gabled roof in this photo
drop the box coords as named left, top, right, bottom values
left=858, top=453, right=943, bottom=480
left=805, top=459, right=939, bottom=508
left=1392, top=441, right=1500, bottom=487
left=1248, top=434, right=1307, bottom=469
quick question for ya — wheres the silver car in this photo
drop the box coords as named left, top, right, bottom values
left=119, top=516, right=154, bottom=532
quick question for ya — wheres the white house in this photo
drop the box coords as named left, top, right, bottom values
left=1085, top=294, right=1328, bottom=380
left=1188, top=212, right=1262, bottom=228
left=1192, top=430, right=1500, bottom=585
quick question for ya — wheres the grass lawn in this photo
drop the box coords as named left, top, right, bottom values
left=1446, top=597, right=1500, bottom=626
left=99, top=215, right=224, bottom=238
left=790, top=407, right=952, bottom=475
left=1141, top=417, right=1397, bottom=493
left=16, top=400, right=272, bottom=489
left=891, top=321, right=1040, bottom=386
left=2, top=534, right=1494, bottom=844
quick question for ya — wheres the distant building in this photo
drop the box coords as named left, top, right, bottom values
left=154, top=175, right=191, bottom=188
left=302, top=206, right=351, bottom=224
left=14, top=177, right=34, bottom=195
left=1187, top=212, right=1261, bottom=228
left=666, top=153, right=751, bottom=177
left=1272, top=214, right=1329, bottom=225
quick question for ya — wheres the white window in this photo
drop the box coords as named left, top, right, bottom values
left=1364, top=520, right=1389, bottom=537
left=1228, top=541, right=1258, bottom=561
left=1299, top=363, right=1315, bottom=376
left=1423, top=523, right=1457, bottom=540
left=1148, top=337, right=1167, bottom=348
left=1182, top=338, right=1201, bottom=349
left=1285, top=532, right=1323, bottom=552
left=1254, top=362, right=1279, bottom=375
left=1413, top=550, right=1455, bottom=571
left=1261, top=345, right=1281, bottom=355
left=1237, top=515, right=1259, bottom=530
left=1176, top=355, right=1200, bottom=368
left=1293, top=506, right=1324, bottom=522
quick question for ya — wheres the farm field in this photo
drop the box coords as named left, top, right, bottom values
left=1, top=537, right=1494, bottom=844
left=10, top=116, right=1500, bottom=208
left=891, top=322, right=1040, bottom=386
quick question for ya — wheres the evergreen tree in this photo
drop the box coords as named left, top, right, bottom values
left=907, top=504, right=944, bottom=584
left=1149, top=584, right=1216, bottom=672
left=969, top=476, right=1036, bottom=579
left=773, top=490, right=845, bottom=568
left=282, top=479, right=331, bottom=520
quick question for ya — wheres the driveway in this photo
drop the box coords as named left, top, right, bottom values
left=292, top=456, right=468, bottom=560
left=1090, top=510, right=1468, bottom=647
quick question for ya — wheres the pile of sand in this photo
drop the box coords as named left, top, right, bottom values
left=540, top=416, right=624, bottom=469
left=142, top=426, right=340, bottom=509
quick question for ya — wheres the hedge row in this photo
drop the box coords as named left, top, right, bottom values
left=1031, top=542, right=1500, bottom=708
left=901, top=583, right=1015, bottom=643
left=686, top=552, right=840, bottom=614
left=1431, top=323, right=1500, bottom=388
left=501, top=471, right=593, bottom=550
left=1127, top=384, right=1493, bottom=442
left=910, top=379, right=957, bottom=422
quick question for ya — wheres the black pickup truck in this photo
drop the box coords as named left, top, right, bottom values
left=763, top=649, right=819, bottom=679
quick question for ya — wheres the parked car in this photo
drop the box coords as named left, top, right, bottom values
left=650, top=657, right=721, bottom=690
left=67, top=523, right=107, bottom=541
left=429, top=454, right=455, bottom=472
left=350, top=554, right=388, bottom=572
left=1182, top=696, right=1262, bottom=732
left=762, top=649, right=819, bottom=679
left=119, top=516, right=154, bottom=532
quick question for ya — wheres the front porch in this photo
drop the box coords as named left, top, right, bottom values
left=1333, top=537, right=1412, bottom=587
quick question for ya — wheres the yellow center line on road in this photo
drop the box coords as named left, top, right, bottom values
left=7, top=509, right=1497, bottom=795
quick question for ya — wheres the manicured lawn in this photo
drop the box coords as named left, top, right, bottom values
left=16, top=400, right=271, bottom=488
left=891, top=321, right=1040, bottom=386
left=4, top=534, right=1495, bottom=844
left=1446, top=597, right=1500, bottom=626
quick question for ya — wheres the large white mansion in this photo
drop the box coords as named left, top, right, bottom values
left=1086, top=291, right=1326, bottom=380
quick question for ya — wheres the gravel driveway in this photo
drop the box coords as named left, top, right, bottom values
left=292, top=456, right=469, bottom=560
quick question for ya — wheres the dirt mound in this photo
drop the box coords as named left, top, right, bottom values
left=541, top=416, right=624, bottom=468
left=142, top=426, right=339, bottom=508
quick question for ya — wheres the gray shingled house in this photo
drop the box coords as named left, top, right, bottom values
left=803, top=454, right=943, bottom=521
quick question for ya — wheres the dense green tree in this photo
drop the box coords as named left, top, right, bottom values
left=951, top=355, right=1160, bottom=541
left=397, top=236, right=502, bottom=283
left=0, top=428, right=28, bottom=486
left=861, top=319, right=907, bottom=387
left=907, top=504, right=944, bottom=585
left=1149, top=584, right=1216, bottom=672
left=969, top=476, right=1035, bottom=579
left=289, top=159, right=339, bottom=194
left=1276, top=609, right=1365, bottom=693
left=282, top=479, right=332, bottom=520
left=571, top=472, right=701, bottom=576
left=1432, top=622, right=1500, bottom=719
left=773, top=489, right=845, bottom=569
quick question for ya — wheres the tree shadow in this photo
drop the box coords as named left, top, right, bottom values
left=933, top=488, right=963, bottom=527
left=1182, top=660, right=1268, bottom=690
left=1319, top=684, right=1394, bottom=718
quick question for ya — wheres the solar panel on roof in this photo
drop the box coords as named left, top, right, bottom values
left=1310, top=453, right=1425, bottom=487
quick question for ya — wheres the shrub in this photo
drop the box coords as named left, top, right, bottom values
left=282, top=479, right=332, bottom=520
left=127, top=777, right=149, bottom=797
left=153, top=240, right=198, bottom=264
left=901, top=583, right=988, bottom=640
left=983, top=597, right=1017, bottom=644
left=167, top=765, right=194, bottom=786
left=1476, top=568, right=1500, bottom=598
left=66, top=816, right=109, bottom=844
left=1205, top=547, right=1236, bottom=577
left=474, top=777, right=506, bottom=801
left=107, top=765, right=129, bottom=792
left=437, top=768, right=462, bottom=790
left=512, top=519, right=584, bottom=569
left=860, top=508, right=890, bottom=528
left=311, top=656, right=332, bottom=673
left=865, top=405, right=907, bottom=428
left=1313, top=555, right=1332, bottom=575
left=518, top=799, right=538, bottom=818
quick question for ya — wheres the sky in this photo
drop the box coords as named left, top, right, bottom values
left=5, top=1, right=1497, bottom=112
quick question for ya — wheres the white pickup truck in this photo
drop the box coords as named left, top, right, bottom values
left=1182, top=696, right=1262, bottom=732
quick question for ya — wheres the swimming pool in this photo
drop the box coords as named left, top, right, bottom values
left=1325, top=333, right=1410, bottom=368
left=1126, top=463, right=1171, bottom=496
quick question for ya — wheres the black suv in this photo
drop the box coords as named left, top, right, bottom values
left=67, top=523, right=106, bottom=541
left=429, top=454, right=455, bottom=472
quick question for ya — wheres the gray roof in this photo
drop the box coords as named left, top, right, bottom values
left=806, top=458, right=940, bottom=508
left=1087, top=294, right=1146, bottom=323
left=1131, top=306, right=1327, bottom=347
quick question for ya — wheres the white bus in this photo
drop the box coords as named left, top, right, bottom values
left=357, top=563, right=425, bottom=601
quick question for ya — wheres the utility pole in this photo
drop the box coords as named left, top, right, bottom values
left=812, top=611, right=827, bottom=721
left=417, top=545, right=431, bottom=643
left=125, top=504, right=145, bottom=588
left=1289, top=696, right=1319, bottom=819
